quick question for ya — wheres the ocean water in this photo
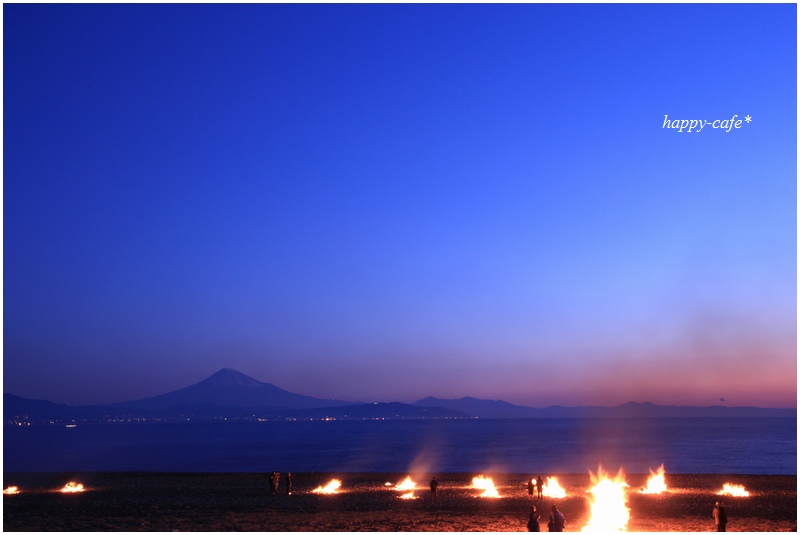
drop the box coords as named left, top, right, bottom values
left=3, top=417, right=795, bottom=474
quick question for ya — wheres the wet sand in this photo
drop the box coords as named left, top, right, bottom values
left=3, top=472, right=796, bottom=532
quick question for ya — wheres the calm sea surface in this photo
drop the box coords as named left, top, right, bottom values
left=3, top=418, right=795, bottom=474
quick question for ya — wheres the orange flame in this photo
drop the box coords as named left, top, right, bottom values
left=717, top=483, right=749, bottom=497
left=394, top=476, right=418, bottom=499
left=60, top=482, right=85, bottom=493
left=311, top=479, right=341, bottom=494
left=541, top=476, right=567, bottom=498
left=640, top=464, right=667, bottom=494
left=582, top=466, right=629, bottom=532
left=394, top=476, right=416, bottom=491
left=3, top=486, right=20, bottom=495
left=472, top=475, right=500, bottom=498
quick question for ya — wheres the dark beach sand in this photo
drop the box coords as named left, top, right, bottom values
left=3, top=472, right=796, bottom=532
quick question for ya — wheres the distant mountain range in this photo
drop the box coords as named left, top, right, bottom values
left=4, top=368, right=795, bottom=424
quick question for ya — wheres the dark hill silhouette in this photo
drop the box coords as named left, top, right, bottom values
left=285, top=402, right=470, bottom=420
left=414, top=396, right=540, bottom=418
left=413, top=397, right=796, bottom=418
left=115, top=368, right=356, bottom=411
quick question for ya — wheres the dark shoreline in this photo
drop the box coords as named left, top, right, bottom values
left=3, top=472, right=797, bottom=532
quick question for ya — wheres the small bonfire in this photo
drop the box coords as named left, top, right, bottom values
left=3, top=486, right=20, bottom=495
left=60, top=482, right=85, bottom=493
left=393, top=476, right=418, bottom=499
left=640, top=464, right=668, bottom=494
left=312, top=479, right=341, bottom=494
left=472, top=475, right=500, bottom=498
left=718, top=483, right=750, bottom=497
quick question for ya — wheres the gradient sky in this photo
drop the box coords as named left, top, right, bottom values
left=4, top=4, right=797, bottom=408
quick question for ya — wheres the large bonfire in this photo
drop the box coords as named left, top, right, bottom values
left=582, top=467, right=630, bottom=532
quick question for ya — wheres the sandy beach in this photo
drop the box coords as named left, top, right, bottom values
left=2, top=472, right=796, bottom=532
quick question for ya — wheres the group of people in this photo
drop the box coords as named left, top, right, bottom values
left=527, top=504, right=564, bottom=532
left=526, top=476, right=545, bottom=500
left=526, top=501, right=728, bottom=532
left=267, top=472, right=729, bottom=532
left=269, top=471, right=291, bottom=495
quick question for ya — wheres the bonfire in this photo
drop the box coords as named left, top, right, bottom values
left=394, top=476, right=418, bottom=499
left=3, top=486, right=20, bottom=495
left=541, top=476, right=567, bottom=498
left=312, top=479, right=341, bottom=494
left=472, top=475, right=500, bottom=498
left=394, top=476, right=416, bottom=491
left=582, top=467, right=629, bottom=532
left=640, top=464, right=667, bottom=494
left=718, top=483, right=750, bottom=497
left=60, top=482, right=85, bottom=493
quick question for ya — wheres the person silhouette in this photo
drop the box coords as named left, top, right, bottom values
left=713, top=501, right=727, bottom=532
left=547, top=504, right=565, bottom=532
left=429, top=477, right=439, bottom=502
left=270, top=472, right=280, bottom=494
left=526, top=504, right=541, bottom=532
left=536, top=476, right=544, bottom=499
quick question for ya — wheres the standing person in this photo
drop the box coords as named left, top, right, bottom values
left=429, top=477, right=439, bottom=502
left=547, top=504, right=565, bottom=532
left=285, top=473, right=292, bottom=495
left=271, top=472, right=280, bottom=494
left=526, top=504, right=541, bottom=532
left=536, top=476, right=544, bottom=499
left=713, top=501, right=727, bottom=532
left=527, top=478, right=535, bottom=498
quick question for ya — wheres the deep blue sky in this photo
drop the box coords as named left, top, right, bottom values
left=4, top=4, right=796, bottom=408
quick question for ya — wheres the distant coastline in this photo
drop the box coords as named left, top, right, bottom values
left=4, top=368, right=795, bottom=424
